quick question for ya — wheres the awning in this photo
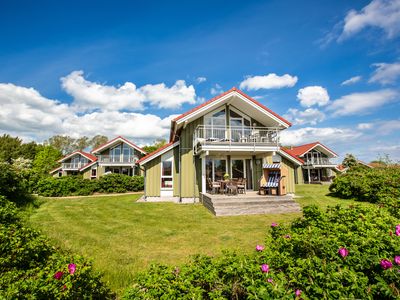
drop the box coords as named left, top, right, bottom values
left=263, top=163, right=281, bottom=169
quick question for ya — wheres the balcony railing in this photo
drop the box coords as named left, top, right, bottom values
left=194, top=125, right=280, bottom=153
left=97, top=155, right=138, bottom=164
left=305, top=157, right=335, bottom=166
left=62, top=163, right=86, bottom=170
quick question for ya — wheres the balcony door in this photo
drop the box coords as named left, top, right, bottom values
left=229, top=108, right=251, bottom=142
left=204, top=108, right=226, bottom=140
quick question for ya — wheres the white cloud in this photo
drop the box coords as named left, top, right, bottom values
left=0, top=82, right=178, bottom=143
left=239, top=73, right=298, bottom=90
left=196, top=77, right=207, bottom=84
left=369, top=62, right=400, bottom=85
left=283, top=108, right=325, bottom=125
left=341, top=75, right=362, bottom=85
left=357, top=123, right=373, bottom=129
left=340, top=0, right=400, bottom=40
left=327, top=89, right=398, bottom=116
left=281, top=127, right=361, bottom=146
left=297, top=86, right=330, bottom=107
left=61, top=70, right=196, bottom=111
left=210, top=83, right=223, bottom=95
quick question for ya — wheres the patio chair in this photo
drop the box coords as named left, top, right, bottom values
left=226, top=180, right=238, bottom=195
left=207, top=178, right=221, bottom=194
left=237, top=178, right=246, bottom=194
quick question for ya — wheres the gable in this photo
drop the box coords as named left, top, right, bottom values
left=91, top=136, right=146, bottom=155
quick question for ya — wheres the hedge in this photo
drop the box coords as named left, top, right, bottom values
left=36, top=174, right=144, bottom=197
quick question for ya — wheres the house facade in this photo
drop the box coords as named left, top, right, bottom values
left=50, top=136, right=147, bottom=179
left=138, top=88, right=306, bottom=202
left=283, top=142, right=339, bottom=183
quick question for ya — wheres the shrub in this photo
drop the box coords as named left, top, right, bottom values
left=0, top=162, right=31, bottom=205
left=123, top=205, right=400, bottom=299
left=0, top=196, right=114, bottom=299
left=36, top=174, right=144, bottom=197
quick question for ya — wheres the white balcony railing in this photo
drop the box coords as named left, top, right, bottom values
left=194, top=125, right=280, bottom=153
left=305, top=157, right=335, bottom=166
left=62, top=163, right=86, bottom=170
left=97, top=155, right=138, bottom=164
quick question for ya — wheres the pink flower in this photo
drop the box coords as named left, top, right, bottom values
left=338, top=247, right=349, bottom=258
left=256, top=245, right=265, bottom=251
left=68, top=263, right=76, bottom=275
left=396, top=225, right=400, bottom=236
left=295, top=289, right=302, bottom=297
left=394, top=256, right=400, bottom=265
left=267, top=278, right=273, bottom=283
left=284, top=234, right=291, bottom=239
left=380, top=259, right=393, bottom=270
left=271, top=223, right=278, bottom=227
left=260, top=264, right=269, bottom=273
left=54, top=271, right=63, bottom=280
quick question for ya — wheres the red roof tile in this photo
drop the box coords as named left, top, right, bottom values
left=288, top=142, right=338, bottom=157
left=58, top=150, right=98, bottom=163
left=279, top=147, right=304, bottom=164
left=91, top=136, right=146, bottom=154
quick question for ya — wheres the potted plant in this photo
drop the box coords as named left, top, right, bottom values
left=223, top=173, right=230, bottom=181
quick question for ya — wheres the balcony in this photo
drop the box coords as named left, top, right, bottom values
left=194, top=125, right=280, bottom=154
left=97, top=155, right=138, bottom=165
left=304, top=157, right=336, bottom=166
left=61, top=163, right=86, bottom=170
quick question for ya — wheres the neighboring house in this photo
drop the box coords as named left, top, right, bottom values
left=50, top=136, right=147, bottom=179
left=138, top=87, right=306, bottom=202
left=283, top=142, right=338, bottom=183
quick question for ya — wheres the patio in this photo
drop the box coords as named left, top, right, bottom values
left=201, top=191, right=301, bottom=216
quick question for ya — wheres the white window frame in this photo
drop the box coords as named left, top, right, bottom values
left=160, top=151, right=174, bottom=196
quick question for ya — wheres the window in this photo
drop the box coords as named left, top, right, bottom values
left=161, top=161, right=173, bottom=188
left=206, top=158, right=227, bottom=182
left=122, top=144, right=133, bottom=162
left=229, top=108, right=251, bottom=142
left=91, top=168, right=97, bottom=178
left=204, top=108, right=226, bottom=140
left=110, top=145, right=121, bottom=162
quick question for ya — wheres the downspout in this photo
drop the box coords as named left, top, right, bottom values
left=178, top=137, right=182, bottom=203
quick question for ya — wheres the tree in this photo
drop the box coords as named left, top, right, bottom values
left=142, top=139, right=167, bottom=153
left=32, top=145, right=62, bottom=175
left=44, top=135, right=75, bottom=154
left=89, top=135, right=108, bottom=149
left=342, top=153, right=358, bottom=168
left=19, top=141, right=39, bottom=160
left=0, top=134, right=22, bottom=163
left=75, top=136, right=90, bottom=151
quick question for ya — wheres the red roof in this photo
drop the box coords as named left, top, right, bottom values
left=59, top=150, right=98, bottom=163
left=172, top=87, right=292, bottom=126
left=91, top=136, right=146, bottom=154
left=288, top=142, right=338, bottom=157
left=137, top=142, right=176, bottom=165
left=279, top=147, right=304, bottom=164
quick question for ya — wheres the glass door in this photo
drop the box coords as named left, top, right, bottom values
left=206, top=158, right=227, bottom=182
left=231, top=159, right=245, bottom=179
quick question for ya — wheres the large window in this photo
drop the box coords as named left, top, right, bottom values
left=206, top=158, right=227, bottom=182
left=110, top=145, right=121, bottom=162
left=229, top=108, right=251, bottom=142
left=204, top=108, right=226, bottom=140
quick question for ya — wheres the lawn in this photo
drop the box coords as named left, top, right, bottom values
left=29, top=184, right=361, bottom=295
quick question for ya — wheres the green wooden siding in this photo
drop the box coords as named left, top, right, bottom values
left=179, top=117, right=203, bottom=198
left=253, top=157, right=263, bottom=190
left=281, top=158, right=296, bottom=194
left=144, top=156, right=161, bottom=196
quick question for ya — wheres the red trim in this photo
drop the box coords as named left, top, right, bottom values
left=91, top=136, right=146, bottom=154
left=79, top=160, right=98, bottom=171
left=289, top=141, right=338, bottom=157
left=58, top=151, right=98, bottom=163
left=49, top=166, right=62, bottom=174
left=172, top=87, right=292, bottom=126
left=137, top=142, right=175, bottom=165
left=279, top=147, right=304, bottom=164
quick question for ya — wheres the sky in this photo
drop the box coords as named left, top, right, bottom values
left=0, top=0, right=399, bottom=162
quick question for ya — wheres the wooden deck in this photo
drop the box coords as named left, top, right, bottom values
left=201, top=191, right=301, bottom=216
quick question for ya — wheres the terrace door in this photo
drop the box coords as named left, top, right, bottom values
left=231, top=159, right=253, bottom=190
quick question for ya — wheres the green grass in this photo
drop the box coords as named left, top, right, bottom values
left=29, top=185, right=363, bottom=296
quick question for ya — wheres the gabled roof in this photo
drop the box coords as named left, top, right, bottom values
left=170, top=87, right=291, bottom=142
left=278, top=147, right=304, bottom=165
left=58, top=151, right=98, bottom=163
left=91, top=136, right=147, bottom=155
left=79, top=160, right=98, bottom=171
left=49, top=166, right=62, bottom=174
left=288, top=142, right=338, bottom=158
left=137, top=141, right=179, bottom=166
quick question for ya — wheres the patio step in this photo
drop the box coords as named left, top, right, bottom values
left=201, top=193, right=301, bottom=216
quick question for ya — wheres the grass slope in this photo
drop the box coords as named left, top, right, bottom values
left=29, top=185, right=361, bottom=295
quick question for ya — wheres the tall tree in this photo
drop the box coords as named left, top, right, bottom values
left=75, top=136, right=90, bottom=151
left=19, top=141, right=39, bottom=160
left=32, top=145, right=62, bottom=175
left=89, top=135, right=108, bottom=149
left=342, top=153, right=358, bottom=168
left=0, top=134, right=22, bottom=163
left=142, top=139, right=167, bottom=153
left=45, top=135, right=75, bottom=154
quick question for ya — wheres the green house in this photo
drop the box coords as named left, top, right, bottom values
left=138, top=87, right=305, bottom=202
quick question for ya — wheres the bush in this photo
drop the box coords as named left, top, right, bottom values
left=0, top=196, right=114, bottom=299
left=123, top=205, right=400, bottom=299
left=0, top=162, right=32, bottom=205
left=35, top=174, right=144, bottom=197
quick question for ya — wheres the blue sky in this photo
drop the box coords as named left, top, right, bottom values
left=0, top=0, right=399, bottom=162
